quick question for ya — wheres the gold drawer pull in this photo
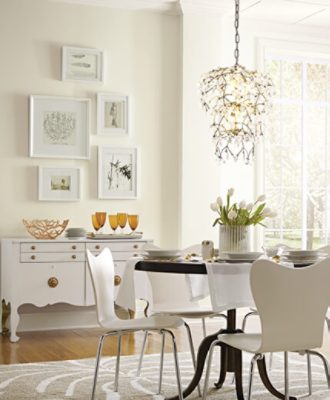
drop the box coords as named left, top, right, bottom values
left=31, top=245, right=36, bottom=250
left=95, top=245, right=100, bottom=250
left=133, top=253, right=138, bottom=257
left=72, top=254, right=76, bottom=259
left=31, top=255, right=36, bottom=260
left=133, top=244, right=139, bottom=249
left=72, top=245, right=77, bottom=250
left=48, top=277, right=58, bottom=288
left=114, top=275, right=122, bottom=286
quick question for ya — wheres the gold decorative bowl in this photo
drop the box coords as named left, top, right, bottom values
left=22, top=219, right=69, bottom=240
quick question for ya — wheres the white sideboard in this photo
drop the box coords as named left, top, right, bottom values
left=1, top=237, right=151, bottom=342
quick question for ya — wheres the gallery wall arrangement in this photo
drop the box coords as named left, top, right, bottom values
left=29, top=45, right=137, bottom=202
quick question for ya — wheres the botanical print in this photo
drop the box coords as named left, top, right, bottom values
left=43, top=111, right=76, bottom=145
left=107, top=153, right=132, bottom=191
left=68, top=51, right=97, bottom=79
left=104, top=101, right=123, bottom=129
left=50, top=176, right=71, bottom=191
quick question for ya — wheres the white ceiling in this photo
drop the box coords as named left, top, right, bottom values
left=51, top=0, right=330, bottom=28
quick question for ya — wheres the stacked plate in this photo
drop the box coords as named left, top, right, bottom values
left=282, top=250, right=327, bottom=265
left=218, top=251, right=263, bottom=263
left=143, top=249, right=181, bottom=261
left=65, top=227, right=86, bottom=240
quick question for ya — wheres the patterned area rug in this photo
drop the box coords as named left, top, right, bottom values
left=0, top=351, right=329, bottom=399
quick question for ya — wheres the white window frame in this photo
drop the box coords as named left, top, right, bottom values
left=255, top=38, right=330, bottom=249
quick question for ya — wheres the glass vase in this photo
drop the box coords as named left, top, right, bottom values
left=219, top=225, right=251, bottom=254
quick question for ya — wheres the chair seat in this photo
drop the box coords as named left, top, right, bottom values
left=219, top=333, right=262, bottom=354
left=100, top=315, right=184, bottom=331
left=152, top=306, right=217, bottom=319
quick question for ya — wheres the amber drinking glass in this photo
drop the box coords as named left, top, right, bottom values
left=92, top=214, right=101, bottom=233
left=95, top=212, right=106, bottom=233
left=128, top=214, right=139, bottom=232
left=117, top=213, right=128, bottom=233
left=109, top=214, right=118, bottom=233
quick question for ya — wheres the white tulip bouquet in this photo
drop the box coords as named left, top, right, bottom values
left=210, top=188, right=277, bottom=227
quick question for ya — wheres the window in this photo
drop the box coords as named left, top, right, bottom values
left=263, top=49, right=330, bottom=249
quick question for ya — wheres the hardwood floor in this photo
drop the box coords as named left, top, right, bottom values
left=1, top=315, right=330, bottom=365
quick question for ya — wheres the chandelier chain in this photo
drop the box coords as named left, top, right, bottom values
left=234, top=0, right=240, bottom=66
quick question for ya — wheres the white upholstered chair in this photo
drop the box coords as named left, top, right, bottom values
left=203, top=258, right=330, bottom=400
left=86, top=248, right=186, bottom=400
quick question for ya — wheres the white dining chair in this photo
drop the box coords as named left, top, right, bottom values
left=86, top=248, right=186, bottom=400
left=203, top=258, right=330, bottom=400
left=136, top=244, right=227, bottom=391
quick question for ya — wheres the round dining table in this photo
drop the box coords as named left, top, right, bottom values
left=135, top=259, right=297, bottom=400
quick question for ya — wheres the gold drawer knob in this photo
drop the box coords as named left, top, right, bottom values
left=31, top=245, right=36, bottom=250
left=48, top=277, right=58, bottom=288
left=72, top=245, right=77, bottom=250
left=114, top=275, right=122, bottom=286
left=95, top=245, right=100, bottom=250
left=31, top=255, right=36, bottom=260
left=133, top=244, right=139, bottom=249
left=71, top=254, right=76, bottom=259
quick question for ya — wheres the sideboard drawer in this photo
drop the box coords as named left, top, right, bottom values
left=86, top=241, right=145, bottom=253
left=20, top=252, right=86, bottom=263
left=17, top=262, right=85, bottom=305
left=21, top=242, right=85, bottom=253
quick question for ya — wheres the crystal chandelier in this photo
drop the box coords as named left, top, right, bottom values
left=200, top=0, right=274, bottom=164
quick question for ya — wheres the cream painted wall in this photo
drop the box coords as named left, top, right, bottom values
left=0, top=0, right=180, bottom=247
left=180, top=12, right=330, bottom=249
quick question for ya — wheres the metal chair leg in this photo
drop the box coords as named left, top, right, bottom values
left=202, top=317, right=207, bottom=337
left=247, top=354, right=257, bottom=400
left=91, top=334, right=106, bottom=400
left=137, top=330, right=148, bottom=376
left=268, top=352, right=273, bottom=371
left=114, top=334, right=122, bottom=392
left=307, top=351, right=312, bottom=395
left=162, top=329, right=183, bottom=400
left=284, top=351, right=289, bottom=400
left=184, top=322, right=201, bottom=397
left=202, top=339, right=220, bottom=400
left=306, top=349, right=330, bottom=388
left=158, top=331, right=165, bottom=394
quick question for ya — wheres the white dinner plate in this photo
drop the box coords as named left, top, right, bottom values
left=215, top=258, right=256, bottom=263
left=224, top=252, right=263, bottom=260
left=143, top=254, right=182, bottom=261
left=283, top=253, right=327, bottom=261
left=283, top=250, right=321, bottom=257
left=144, top=249, right=181, bottom=258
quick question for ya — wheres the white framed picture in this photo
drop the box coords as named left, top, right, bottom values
left=97, top=92, right=129, bottom=135
left=62, top=46, right=104, bottom=83
left=98, top=146, right=138, bottom=199
left=29, top=95, right=90, bottom=159
left=38, top=167, right=81, bottom=201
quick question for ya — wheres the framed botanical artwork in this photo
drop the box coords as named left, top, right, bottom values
left=38, top=167, right=81, bottom=201
left=29, top=95, right=90, bottom=159
left=62, top=46, right=104, bottom=83
left=97, top=92, right=129, bottom=135
left=98, top=146, right=138, bottom=199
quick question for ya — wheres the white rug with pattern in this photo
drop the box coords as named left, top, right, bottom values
left=0, top=351, right=330, bottom=399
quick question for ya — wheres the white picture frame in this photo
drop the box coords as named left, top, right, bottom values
left=29, top=95, right=90, bottom=159
left=97, top=92, right=129, bottom=135
left=98, top=146, right=138, bottom=199
left=62, top=46, right=104, bottom=83
left=38, top=167, right=81, bottom=201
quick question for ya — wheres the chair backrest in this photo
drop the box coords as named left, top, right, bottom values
left=251, top=258, right=330, bottom=353
left=86, top=248, right=117, bottom=327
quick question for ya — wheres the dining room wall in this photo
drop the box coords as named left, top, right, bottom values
left=0, top=0, right=180, bottom=247
left=179, top=12, right=330, bottom=249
